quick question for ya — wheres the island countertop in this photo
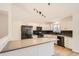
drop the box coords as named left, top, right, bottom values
left=1, top=37, right=58, bottom=53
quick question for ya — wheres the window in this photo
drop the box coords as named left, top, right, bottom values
left=53, top=23, right=61, bottom=33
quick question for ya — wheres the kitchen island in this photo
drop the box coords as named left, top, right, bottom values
left=0, top=37, right=58, bottom=56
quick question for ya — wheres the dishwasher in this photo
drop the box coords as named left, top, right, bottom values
left=57, top=35, right=65, bottom=47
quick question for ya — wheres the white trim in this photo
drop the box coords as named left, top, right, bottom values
left=0, top=36, right=9, bottom=52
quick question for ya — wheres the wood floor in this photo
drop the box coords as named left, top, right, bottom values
left=54, top=45, right=79, bottom=56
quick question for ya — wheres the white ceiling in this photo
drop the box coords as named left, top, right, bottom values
left=14, top=3, right=79, bottom=23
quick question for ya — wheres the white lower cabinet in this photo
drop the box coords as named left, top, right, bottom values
left=0, top=42, right=54, bottom=56
left=64, top=36, right=72, bottom=49
left=38, top=42, right=54, bottom=56
left=0, top=45, right=38, bottom=56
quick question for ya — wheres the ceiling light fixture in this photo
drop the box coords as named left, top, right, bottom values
left=48, top=3, right=50, bottom=6
left=33, top=8, right=36, bottom=11
left=36, top=10, right=38, bottom=13
left=39, top=11, right=41, bottom=14
left=33, top=8, right=46, bottom=18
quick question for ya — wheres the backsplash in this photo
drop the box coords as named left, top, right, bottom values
left=33, top=30, right=73, bottom=37
left=61, top=31, right=72, bottom=37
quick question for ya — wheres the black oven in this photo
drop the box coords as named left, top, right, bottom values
left=21, top=25, right=33, bottom=39
left=36, top=27, right=44, bottom=38
left=57, top=36, right=65, bottom=47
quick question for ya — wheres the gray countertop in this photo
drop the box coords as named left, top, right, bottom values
left=1, top=36, right=58, bottom=53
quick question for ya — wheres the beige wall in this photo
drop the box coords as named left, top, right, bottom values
left=0, top=3, right=10, bottom=11
left=0, top=3, right=10, bottom=52
left=0, top=11, right=8, bottom=38
left=0, top=3, right=10, bottom=39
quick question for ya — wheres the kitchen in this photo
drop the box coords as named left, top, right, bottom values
left=0, top=3, right=78, bottom=56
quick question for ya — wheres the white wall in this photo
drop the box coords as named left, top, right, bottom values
left=72, top=13, right=79, bottom=53
left=0, top=3, right=10, bottom=52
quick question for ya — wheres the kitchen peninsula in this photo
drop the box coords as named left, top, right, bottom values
left=0, top=37, right=58, bottom=56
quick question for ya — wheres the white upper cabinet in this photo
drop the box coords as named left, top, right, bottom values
left=42, top=24, right=51, bottom=30
left=37, top=23, right=52, bottom=30
left=60, top=16, right=72, bottom=30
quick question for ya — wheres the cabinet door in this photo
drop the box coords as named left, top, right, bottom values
left=60, top=17, right=72, bottom=30
left=67, top=37, right=72, bottom=49
left=64, top=37, right=72, bottom=49
left=0, top=46, right=38, bottom=56
left=38, top=42, right=54, bottom=56
left=64, top=37, right=68, bottom=48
